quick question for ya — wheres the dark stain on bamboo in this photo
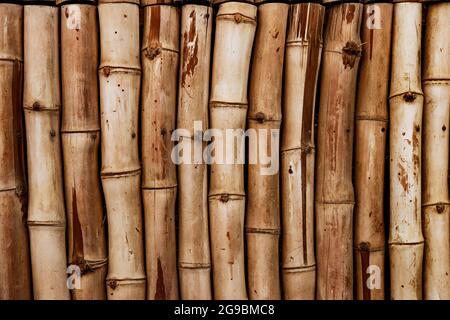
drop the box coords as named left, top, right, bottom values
left=345, top=4, right=355, bottom=24
left=11, top=60, right=27, bottom=223
left=71, top=187, right=85, bottom=272
left=359, top=242, right=371, bottom=300
left=149, top=5, right=161, bottom=46
left=155, top=258, right=166, bottom=299
left=181, top=10, right=199, bottom=88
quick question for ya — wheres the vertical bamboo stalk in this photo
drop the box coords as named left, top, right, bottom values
left=141, top=0, right=180, bottom=300
left=209, top=1, right=256, bottom=300
left=177, top=0, right=212, bottom=300
left=59, top=0, right=107, bottom=300
left=389, top=1, right=424, bottom=300
left=98, top=0, right=146, bottom=299
left=315, top=2, right=362, bottom=300
left=422, top=1, right=450, bottom=300
left=0, top=1, right=32, bottom=300
left=354, top=1, right=392, bottom=300
left=281, top=2, right=324, bottom=300
left=23, top=0, right=70, bottom=300
left=246, top=1, right=287, bottom=300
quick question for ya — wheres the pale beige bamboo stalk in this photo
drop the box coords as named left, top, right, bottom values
left=422, top=1, right=450, bottom=300
left=281, top=2, right=324, bottom=300
left=354, top=2, right=392, bottom=301
left=209, top=2, right=256, bottom=300
left=23, top=1, right=70, bottom=300
left=59, top=0, right=107, bottom=300
left=246, top=1, right=287, bottom=300
left=141, top=0, right=180, bottom=300
left=177, top=1, right=213, bottom=300
left=315, top=2, right=363, bottom=300
left=98, top=0, right=146, bottom=300
left=389, top=1, right=424, bottom=300
left=0, top=2, right=32, bottom=300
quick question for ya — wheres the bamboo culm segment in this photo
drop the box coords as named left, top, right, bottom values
left=389, top=2, right=424, bottom=300
left=24, top=4, right=70, bottom=300
left=60, top=3, right=107, bottom=300
left=246, top=2, right=287, bottom=301
left=281, top=2, right=324, bottom=300
left=422, top=2, right=450, bottom=300
left=0, top=3, right=32, bottom=300
left=177, top=3, right=213, bottom=300
left=98, top=2, right=146, bottom=300
left=209, top=2, right=256, bottom=300
left=141, top=4, right=180, bottom=300
left=315, top=3, right=362, bottom=300
left=354, top=2, right=392, bottom=301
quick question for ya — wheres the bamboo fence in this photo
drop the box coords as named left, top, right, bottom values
left=0, top=0, right=447, bottom=301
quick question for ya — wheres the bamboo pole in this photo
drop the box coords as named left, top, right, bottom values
left=389, top=1, right=424, bottom=300
left=246, top=1, right=287, bottom=300
left=141, top=0, right=180, bottom=300
left=422, top=1, right=450, bottom=300
left=23, top=0, right=70, bottom=300
left=315, top=2, right=362, bottom=300
left=281, top=2, right=324, bottom=300
left=354, top=1, right=392, bottom=300
left=58, top=0, right=107, bottom=300
left=0, top=1, right=32, bottom=300
left=98, top=0, right=146, bottom=300
left=209, top=1, right=256, bottom=300
left=177, top=0, right=212, bottom=300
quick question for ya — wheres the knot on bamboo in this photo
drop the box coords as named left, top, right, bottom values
left=255, top=112, right=266, bottom=123
left=403, top=91, right=417, bottom=102
left=342, top=41, right=362, bottom=69
left=102, top=66, right=111, bottom=77
left=107, top=279, right=118, bottom=290
left=234, top=13, right=242, bottom=24
left=436, top=205, right=445, bottom=214
left=220, top=194, right=230, bottom=203
left=144, top=47, right=161, bottom=60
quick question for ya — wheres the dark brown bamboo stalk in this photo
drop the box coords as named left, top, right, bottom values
left=58, top=0, right=107, bottom=300
left=141, top=0, right=180, bottom=300
left=177, top=0, right=213, bottom=300
left=354, top=1, right=392, bottom=300
left=0, top=1, right=32, bottom=300
left=315, top=2, right=363, bottom=300
left=281, top=2, right=324, bottom=300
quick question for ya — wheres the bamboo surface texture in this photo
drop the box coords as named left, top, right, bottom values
left=98, top=0, right=146, bottom=300
left=209, top=1, right=256, bottom=300
left=0, top=2, right=32, bottom=300
left=422, top=1, right=450, bottom=300
left=389, top=2, right=424, bottom=300
left=281, top=2, right=324, bottom=300
left=315, top=2, right=363, bottom=300
left=141, top=1, right=180, bottom=300
left=60, top=1, right=107, bottom=300
left=246, top=1, right=288, bottom=301
left=24, top=2, right=70, bottom=300
left=354, top=2, right=392, bottom=301
left=177, top=1, right=213, bottom=300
